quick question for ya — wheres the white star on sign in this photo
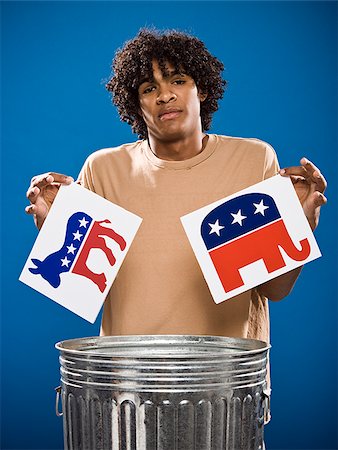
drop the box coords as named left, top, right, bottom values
left=61, top=256, right=71, bottom=267
left=231, top=209, right=247, bottom=226
left=66, top=243, right=77, bottom=254
left=79, top=217, right=89, bottom=228
left=208, top=219, right=225, bottom=236
left=73, top=230, right=83, bottom=241
left=253, top=200, right=269, bottom=216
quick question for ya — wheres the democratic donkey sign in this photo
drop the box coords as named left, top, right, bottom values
left=181, top=175, right=321, bottom=303
left=20, top=183, right=142, bottom=322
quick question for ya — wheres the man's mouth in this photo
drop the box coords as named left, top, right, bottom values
left=158, top=109, right=183, bottom=121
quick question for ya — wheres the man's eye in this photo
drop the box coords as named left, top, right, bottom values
left=173, top=80, right=185, bottom=85
left=143, top=86, right=155, bottom=94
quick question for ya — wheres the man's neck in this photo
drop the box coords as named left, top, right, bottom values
left=147, top=133, right=209, bottom=161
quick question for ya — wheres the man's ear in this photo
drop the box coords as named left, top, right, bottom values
left=198, top=92, right=208, bottom=102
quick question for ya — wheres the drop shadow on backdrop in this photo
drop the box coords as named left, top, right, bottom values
left=1, top=2, right=337, bottom=449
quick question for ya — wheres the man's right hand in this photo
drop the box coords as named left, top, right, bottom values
left=25, top=172, right=74, bottom=230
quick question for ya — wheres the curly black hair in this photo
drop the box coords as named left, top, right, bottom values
left=106, top=28, right=226, bottom=139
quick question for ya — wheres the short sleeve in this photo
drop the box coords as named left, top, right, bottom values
left=264, top=143, right=280, bottom=180
left=76, top=156, right=95, bottom=191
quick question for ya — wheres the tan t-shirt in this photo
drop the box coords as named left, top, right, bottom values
left=77, top=134, right=279, bottom=341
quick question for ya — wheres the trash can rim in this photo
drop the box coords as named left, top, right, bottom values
left=55, top=334, right=271, bottom=358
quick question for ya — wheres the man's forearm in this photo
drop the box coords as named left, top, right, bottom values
left=257, top=266, right=303, bottom=301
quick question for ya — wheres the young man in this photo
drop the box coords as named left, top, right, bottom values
left=26, top=29, right=327, bottom=342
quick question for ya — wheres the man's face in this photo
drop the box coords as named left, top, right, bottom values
left=138, top=60, right=206, bottom=142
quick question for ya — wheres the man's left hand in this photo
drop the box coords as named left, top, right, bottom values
left=279, top=157, right=327, bottom=231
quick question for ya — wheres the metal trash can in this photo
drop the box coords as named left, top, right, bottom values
left=55, top=335, right=270, bottom=450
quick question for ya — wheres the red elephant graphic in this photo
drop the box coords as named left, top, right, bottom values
left=201, top=193, right=310, bottom=293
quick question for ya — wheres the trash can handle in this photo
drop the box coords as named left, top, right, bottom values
left=55, top=386, right=63, bottom=417
left=263, top=387, right=271, bottom=424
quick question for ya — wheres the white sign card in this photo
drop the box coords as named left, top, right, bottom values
left=20, top=183, right=142, bottom=323
left=181, top=175, right=321, bottom=303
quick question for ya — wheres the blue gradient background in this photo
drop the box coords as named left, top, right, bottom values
left=1, top=2, right=337, bottom=449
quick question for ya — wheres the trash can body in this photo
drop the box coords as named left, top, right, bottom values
left=55, top=335, right=270, bottom=450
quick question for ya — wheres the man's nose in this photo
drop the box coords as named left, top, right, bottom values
left=156, top=87, right=177, bottom=104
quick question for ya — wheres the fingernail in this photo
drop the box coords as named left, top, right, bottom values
left=279, top=169, right=286, bottom=175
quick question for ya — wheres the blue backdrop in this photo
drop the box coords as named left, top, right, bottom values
left=1, top=2, right=337, bottom=449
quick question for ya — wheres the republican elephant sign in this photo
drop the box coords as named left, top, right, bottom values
left=181, top=175, right=321, bottom=303
left=19, top=183, right=142, bottom=323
